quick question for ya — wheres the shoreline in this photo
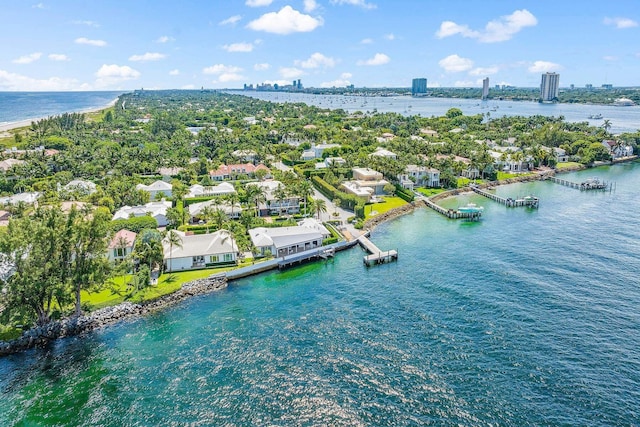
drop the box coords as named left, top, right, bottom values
left=0, top=97, right=119, bottom=133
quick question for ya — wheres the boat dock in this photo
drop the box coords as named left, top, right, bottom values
left=277, top=247, right=336, bottom=269
left=548, top=176, right=611, bottom=191
left=471, top=186, right=539, bottom=208
left=358, top=235, right=398, bottom=266
left=422, top=199, right=483, bottom=220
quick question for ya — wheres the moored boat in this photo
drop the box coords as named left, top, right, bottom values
left=458, top=203, right=484, bottom=213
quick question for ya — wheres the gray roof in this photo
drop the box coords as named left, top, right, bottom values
left=248, top=226, right=323, bottom=250
left=163, top=230, right=237, bottom=260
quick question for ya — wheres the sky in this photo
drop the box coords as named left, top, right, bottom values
left=1, top=0, right=639, bottom=91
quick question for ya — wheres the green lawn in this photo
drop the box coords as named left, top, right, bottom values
left=556, top=161, right=583, bottom=170
left=365, top=196, right=408, bottom=218
left=416, top=187, right=446, bottom=197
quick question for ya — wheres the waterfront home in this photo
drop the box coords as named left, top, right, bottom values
left=0, top=158, right=25, bottom=172
left=296, top=218, right=331, bottom=239
left=108, top=229, right=137, bottom=263
left=163, top=229, right=238, bottom=272
left=346, top=167, right=390, bottom=195
left=398, top=165, right=440, bottom=189
left=0, top=191, right=41, bottom=206
left=341, top=181, right=375, bottom=202
left=370, top=147, right=397, bottom=160
left=602, top=140, right=634, bottom=159
left=63, top=179, right=97, bottom=195
left=245, top=180, right=300, bottom=216
left=314, top=157, right=347, bottom=169
left=209, top=163, right=271, bottom=181
left=136, top=180, right=173, bottom=200
left=112, top=200, right=172, bottom=227
left=185, top=182, right=236, bottom=199
left=540, top=146, right=569, bottom=163
left=188, top=199, right=242, bottom=222
left=249, top=225, right=325, bottom=257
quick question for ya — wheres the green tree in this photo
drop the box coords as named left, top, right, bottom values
left=313, top=198, right=327, bottom=220
left=163, top=229, right=183, bottom=273
left=132, top=229, right=164, bottom=284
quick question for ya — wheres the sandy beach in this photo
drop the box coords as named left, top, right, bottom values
left=0, top=97, right=119, bottom=133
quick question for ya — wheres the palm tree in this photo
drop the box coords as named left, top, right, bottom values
left=212, top=208, right=228, bottom=231
left=200, top=204, right=216, bottom=232
left=602, top=119, right=612, bottom=135
left=246, top=184, right=267, bottom=217
left=314, top=198, right=327, bottom=220
left=274, top=183, right=288, bottom=215
left=226, top=192, right=240, bottom=217
left=163, top=229, right=182, bottom=273
left=297, top=180, right=313, bottom=216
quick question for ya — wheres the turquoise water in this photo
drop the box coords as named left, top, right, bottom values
left=1, top=163, right=640, bottom=426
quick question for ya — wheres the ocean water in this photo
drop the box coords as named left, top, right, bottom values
left=1, top=163, right=639, bottom=426
left=0, top=91, right=124, bottom=127
left=236, top=91, right=640, bottom=134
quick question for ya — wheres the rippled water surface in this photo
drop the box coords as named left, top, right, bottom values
left=2, top=163, right=640, bottom=426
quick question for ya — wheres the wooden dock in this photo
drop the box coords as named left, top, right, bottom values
left=471, top=186, right=539, bottom=208
left=548, top=176, right=611, bottom=191
left=422, top=199, right=483, bottom=220
left=358, top=235, right=398, bottom=266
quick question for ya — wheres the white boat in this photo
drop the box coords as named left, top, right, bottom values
left=458, top=203, right=484, bottom=214
left=588, top=113, right=603, bottom=119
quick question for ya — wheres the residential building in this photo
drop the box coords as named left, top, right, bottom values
left=341, top=181, right=375, bottom=202
left=399, top=165, right=440, bottom=188
left=343, top=168, right=390, bottom=198
left=136, top=180, right=173, bottom=200
left=163, top=229, right=238, bottom=272
left=232, top=149, right=257, bottom=162
left=370, top=147, right=397, bottom=160
left=249, top=224, right=325, bottom=258
left=209, top=163, right=271, bottom=181
left=112, top=200, right=172, bottom=227
left=185, top=182, right=237, bottom=199
left=188, top=200, right=242, bottom=222
left=0, top=191, right=40, bottom=206
left=0, top=158, right=25, bottom=172
left=108, top=229, right=137, bottom=263
left=314, top=157, right=347, bottom=169
left=489, top=148, right=533, bottom=172
left=482, top=77, right=490, bottom=99
left=602, top=140, right=634, bottom=159
left=302, top=143, right=341, bottom=160
left=245, top=180, right=300, bottom=216
left=541, top=146, right=569, bottom=163
left=63, top=179, right=97, bottom=195
left=540, top=72, right=560, bottom=101
left=412, top=78, right=427, bottom=96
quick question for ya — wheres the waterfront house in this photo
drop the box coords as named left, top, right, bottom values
left=112, top=200, right=172, bottom=227
left=347, top=167, right=390, bottom=195
left=136, top=180, right=173, bottom=200
left=188, top=200, right=242, bottom=222
left=107, top=229, right=137, bottom=263
left=245, top=180, right=300, bottom=216
left=341, top=181, right=375, bottom=202
left=185, top=182, right=236, bottom=199
left=602, top=140, right=634, bottom=159
left=249, top=225, right=325, bottom=257
left=163, top=229, right=238, bottom=272
left=398, top=165, right=440, bottom=189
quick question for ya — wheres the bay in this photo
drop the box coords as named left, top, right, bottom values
left=1, top=163, right=639, bottom=426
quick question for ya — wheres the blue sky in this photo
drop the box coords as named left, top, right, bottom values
left=1, top=0, right=639, bottom=91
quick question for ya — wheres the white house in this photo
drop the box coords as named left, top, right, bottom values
left=63, top=179, right=97, bottom=195
left=249, top=225, right=325, bottom=257
left=0, top=191, right=41, bottom=206
left=112, top=200, right=172, bottom=227
left=107, top=229, right=137, bottom=263
left=163, top=229, right=238, bottom=272
left=370, top=147, right=397, bottom=160
left=296, top=218, right=331, bottom=239
left=136, top=180, right=173, bottom=200
left=552, top=147, right=569, bottom=163
left=398, top=165, right=440, bottom=189
left=303, top=143, right=341, bottom=160
left=188, top=200, right=242, bottom=222
left=341, top=181, right=375, bottom=202
left=185, top=182, right=236, bottom=199
left=314, top=157, right=347, bottom=169
left=343, top=167, right=389, bottom=197
left=602, top=140, right=634, bottom=159
left=489, top=147, right=533, bottom=172
left=245, top=180, right=300, bottom=216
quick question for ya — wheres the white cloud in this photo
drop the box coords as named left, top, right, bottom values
left=75, top=37, right=107, bottom=47
left=203, top=64, right=243, bottom=75
left=169, top=69, right=180, bottom=75
left=129, top=52, right=166, bottom=62
left=0, top=69, right=86, bottom=91
left=48, top=54, right=69, bottom=61
left=528, top=60, right=562, bottom=73
left=361, top=38, right=373, bottom=44
left=469, top=66, right=499, bottom=76
left=254, top=63, right=270, bottom=71
left=12, top=52, right=42, bottom=64
left=357, top=53, right=390, bottom=66
left=330, top=0, right=376, bottom=10
left=246, top=0, right=273, bottom=6
left=156, top=36, right=175, bottom=43
left=438, top=54, right=474, bottom=72
left=303, top=0, right=318, bottom=12
left=279, top=67, right=304, bottom=79
left=72, top=20, right=100, bottom=27
left=320, top=72, right=352, bottom=88
left=220, top=15, right=242, bottom=26
left=95, top=64, right=140, bottom=88
left=223, top=42, right=254, bottom=53
left=32, top=3, right=46, bottom=9
left=436, top=9, right=537, bottom=43
left=217, top=73, right=245, bottom=83
left=603, top=55, right=618, bottom=61
left=295, top=52, right=336, bottom=69
left=384, top=33, right=395, bottom=40
left=603, top=17, right=638, bottom=29
left=247, top=6, right=323, bottom=35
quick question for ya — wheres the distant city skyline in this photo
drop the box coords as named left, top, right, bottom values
left=1, top=0, right=639, bottom=91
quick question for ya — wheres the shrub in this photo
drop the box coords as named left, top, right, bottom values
left=111, top=216, right=159, bottom=233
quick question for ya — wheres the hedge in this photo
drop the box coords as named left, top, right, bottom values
left=183, top=196, right=218, bottom=207
left=311, top=175, right=362, bottom=210
left=322, top=237, right=339, bottom=245
left=111, top=216, right=159, bottom=233
left=394, top=184, right=415, bottom=202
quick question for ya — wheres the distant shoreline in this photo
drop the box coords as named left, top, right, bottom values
left=0, top=97, right=119, bottom=133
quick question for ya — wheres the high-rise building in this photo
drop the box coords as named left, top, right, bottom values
left=482, top=78, right=490, bottom=99
left=540, top=72, right=560, bottom=101
left=412, top=78, right=427, bottom=96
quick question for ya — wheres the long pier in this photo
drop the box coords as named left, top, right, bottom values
left=422, top=199, right=482, bottom=220
left=548, top=176, right=611, bottom=191
left=358, top=235, right=398, bottom=266
left=471, top=186, right=539, bottom=208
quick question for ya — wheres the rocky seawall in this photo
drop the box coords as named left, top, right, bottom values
left=364, top=201, right=419, bottom=231
left=0, top=275, right=227, bottom=357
